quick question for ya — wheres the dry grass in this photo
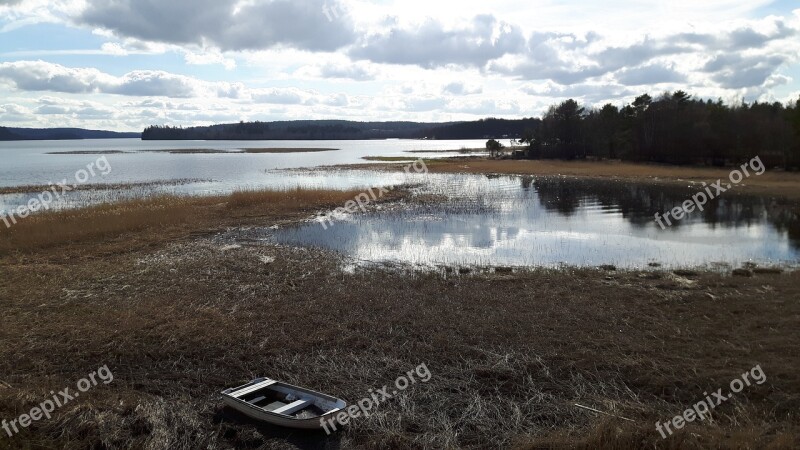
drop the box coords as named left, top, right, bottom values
left=356, top=158, right=800, bottom=201
left=362, top=157, right=431, bottom=162
left=227, top=188, right=365, bottom=209
left=0, top=188, right=378, bottom=255
left=1, top=212, right=798, bottom=449
left=0, top=184, right=798, bottom=449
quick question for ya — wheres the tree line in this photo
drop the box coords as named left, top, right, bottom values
left=520, top=92, right=800, bottom=169
left=141, top=118, right=538, bottom=141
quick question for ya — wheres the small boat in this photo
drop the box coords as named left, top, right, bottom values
left=221, top=378, right=347, bottom=430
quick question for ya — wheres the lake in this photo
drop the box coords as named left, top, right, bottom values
left=1, top=139, right=798, bottom=269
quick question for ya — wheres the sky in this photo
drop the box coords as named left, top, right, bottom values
left=0, top=0, right=798, bottom=132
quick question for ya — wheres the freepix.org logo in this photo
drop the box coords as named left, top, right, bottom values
left=322, top=0, right=345, bottom=22
left=2, top=365, right=114, bottom=439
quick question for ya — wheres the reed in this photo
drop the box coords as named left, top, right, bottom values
left=0, top=188, right=369, bottom=254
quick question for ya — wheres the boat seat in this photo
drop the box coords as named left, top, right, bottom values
left=248, top=396, right=267, bottom=405
left=230, top=380, right=276, bottom=398
left=271, top=399, right=311, bottom=415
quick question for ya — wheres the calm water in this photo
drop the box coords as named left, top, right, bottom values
left=0, top=138, right=486, bottom=187
left=264, top=175, right=800, bottom=269
left=2, top=139, right=798, bottom=269
left=0, top=138, right=486, bottom=211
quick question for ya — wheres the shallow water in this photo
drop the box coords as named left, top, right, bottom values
left=266, top=175, right=800, bottom=269
left=0, top=138, right=486, bottom=187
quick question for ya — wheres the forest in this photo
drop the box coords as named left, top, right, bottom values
left=0, top=127, right=139, bottom=141
left=141, top=118, right=537, bottom=141
left=522, top=91, right=800, bottom=168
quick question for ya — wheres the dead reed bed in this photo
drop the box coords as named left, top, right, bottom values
left=0, top=188, right=374, bottom=254
left=0, top=183, right=798, bottom=449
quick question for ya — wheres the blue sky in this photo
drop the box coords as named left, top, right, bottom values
left=0, top=0, right=798, bottom=131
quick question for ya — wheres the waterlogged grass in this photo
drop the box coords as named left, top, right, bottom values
left=0, top=179, right=207, bottom=195
left=362, top=156, right=446, bottom=163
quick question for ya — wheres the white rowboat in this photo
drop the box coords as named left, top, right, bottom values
left=221, top=378, right=347, bottom=430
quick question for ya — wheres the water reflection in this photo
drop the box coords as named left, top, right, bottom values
left=267, top=175, right=800, bottom=269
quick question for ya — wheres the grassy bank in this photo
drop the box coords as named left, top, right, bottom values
left=0, top=188, right=390, bottom=254
left=357, top=157, right=800, bottom=201
left=1, top=185, right=798, bottom=449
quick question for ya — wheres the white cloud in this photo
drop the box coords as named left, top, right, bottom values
left=443, top=82, right=483, bottom=95
left=77, top=0, right=356, bottom=52
left=615, top=63, right=687, bottom=86
left=183, top=50, right=236, bottom=70
left=351, top=15, right=525, bottom=68
left=0, top=103, right=32, bottom=121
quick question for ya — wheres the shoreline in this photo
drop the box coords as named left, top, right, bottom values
left=350, top=157, right=800, bottom=201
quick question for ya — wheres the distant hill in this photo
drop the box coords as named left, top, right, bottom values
left=142, top=118, right=540, bottom=141
left=0, top=127, right=23, bottom=140
left=0, top=127, right=141, bottom=141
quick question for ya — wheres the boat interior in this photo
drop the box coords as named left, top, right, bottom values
left=227, top=379, right=335, bottom=419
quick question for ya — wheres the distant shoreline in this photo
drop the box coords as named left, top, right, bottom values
left=45, top=148, right=340, bottom=155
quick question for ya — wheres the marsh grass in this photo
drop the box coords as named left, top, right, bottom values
left=0, top=180, right=205, bottom=195
left=0, top=183, right=798, bottom=449
left=1, top=241, right=798, bottom=448
left=0, top=188, right=372, bottom=254
left=227, top=188, right=365, bottom=209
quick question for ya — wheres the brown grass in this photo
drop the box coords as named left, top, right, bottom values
left=0, top=188, right=375, bottom=254
left=0, top=237, right=798, bottom=448
left=0, top=185, right=798, bottom=449
left=356, top=158, right=800, bottom=201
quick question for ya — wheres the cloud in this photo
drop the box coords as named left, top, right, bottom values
left=443, top=82, right=483, bottom=95
left=520, top=81, right=637, bottom=104
left=702, top=54, right=789, bottom=89
left=350, top=15, right=525, bottom=68
left=0, top=61, right=205, bottom=97
left=445, top=98, right=520, bottom=115
left=108, top=71, right=199, bottom=97
left=183, top=50, right=236, bottom=70
left=0, top=103, right=31, bottom=121
left=0, top=61, right=356, bottom=111
left=491, top=35, right=693, bottom=84
left=78, top=0, right=356, bottom=52
left=251, top=88, right=307, bottom=105
left=298, top=61, right=378, bottom=81
left=615, top=63, right=686, bottom=86
left=488, top=17, right=799, bottom=91
left=0, top=61, right=112, bottom=93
